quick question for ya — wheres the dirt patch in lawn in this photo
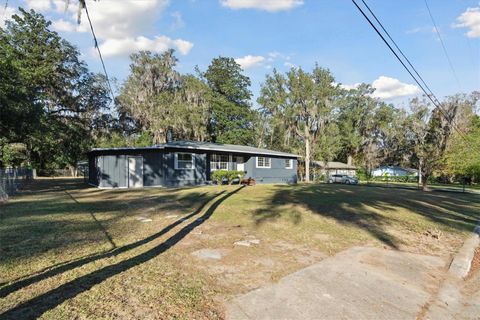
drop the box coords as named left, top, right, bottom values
left=177, top=221, right=327, bottom=297
left=386, top=227, right=464, bottom=259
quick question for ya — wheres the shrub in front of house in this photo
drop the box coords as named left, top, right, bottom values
left=211, top=170, right=245, bottom=184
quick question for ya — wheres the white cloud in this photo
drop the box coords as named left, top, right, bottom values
left=454, top=7, right=480, bottom=38
left=235, top=55, right=265, bottom=69
left=51, top=18, right=78, bottom=32
left=406, top=26, right=436, bottom=34
left=170, top=11, right=185, bottom=30
left=24, top=0, right=52, bottom=12
left=23, top=0, right=193, bottom=58
left=220, top=0, right=303, bottom=12
left=268, top=52, right=280, bottom=59
left=23, top=0, right=77, bottom=13
left=51, top=0, right=77, bottom=13
left=371, top=76, right=421, bottom=99
left=340, top=82, right=361, bottom=90
left=339, top=76, right=420, bottom=99
left=75, top=0, right=169, bottom=39
left=0, top=6, right=16, bottom=28
left=98, top=36, right=193, bottom=57
left=284, top=61, right=296, bottom=68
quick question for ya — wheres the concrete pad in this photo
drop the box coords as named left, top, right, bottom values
left=191, top=249, right=223, bottom=260
left=234, top=239, right=261, bottom=247
left=227, top=246, right=445, bottom=320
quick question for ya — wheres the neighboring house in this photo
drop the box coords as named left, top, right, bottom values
left=371, top=166, right=418, bottom=177
left=311, top=161, right=357, bottom=178
left=87, top=141, right=299, bottom=188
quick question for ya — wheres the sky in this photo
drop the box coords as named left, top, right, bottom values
left=1, top=0, right=479, bottom=108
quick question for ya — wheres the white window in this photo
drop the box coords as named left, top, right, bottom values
left=285, top=159, right=293, bottom=169
left=175, top=153, right=194, bottom=170
left=210, top=154, right=229, bottom=171
left=256, top=156, right=271, bottom=168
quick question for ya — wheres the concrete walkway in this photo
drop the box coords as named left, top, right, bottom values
left=227, top=247, right=446, bottom=320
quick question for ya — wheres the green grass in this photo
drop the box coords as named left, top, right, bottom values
left=211, top=183, right=480, bottom=252
left=1, top=178, right=479, bottom=319
left=360, top=180, right=480, bottom=192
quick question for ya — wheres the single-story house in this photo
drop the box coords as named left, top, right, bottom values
left=312, top=161, right=357, bottom=178
left=87, top=141, right=299, bottom=188
left=371, top=166, right=418, bottom=177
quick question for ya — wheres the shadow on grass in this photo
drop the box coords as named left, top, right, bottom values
left=0, top=180, right=220, bottom=266
left=0, top=190, right=225, bottom=298
left=0, top=186, right=244, bottom=320
left=252, top=184, right=480, bottom=249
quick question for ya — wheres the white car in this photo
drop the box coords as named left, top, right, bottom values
left=327, top=174, right=358, bottom=185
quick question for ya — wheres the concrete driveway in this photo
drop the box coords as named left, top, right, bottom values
left=227, top=246, right=447, bottom=320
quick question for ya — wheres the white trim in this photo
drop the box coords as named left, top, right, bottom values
left=256, top=156, right=271, bottom=168
left=210, top=154, right=229, bottom=171
left=285, top=159, right=293, bottom=169
left=174, top=152, right=195, bottom=170
left=96, top=185, right=129, bottom=189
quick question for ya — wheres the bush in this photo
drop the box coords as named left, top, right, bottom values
left=356, top=168, right=371, bottom=181
left=211, top=170, right=245, bottom=184
left=370, top=175, right=418, bottom=183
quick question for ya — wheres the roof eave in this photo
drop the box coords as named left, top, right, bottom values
left=88, top=145, right=299, bottom=158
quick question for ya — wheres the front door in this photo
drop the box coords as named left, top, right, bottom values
left=128, top=156, right=143, bottom=188
left=236, top=156, right=245, bottom=172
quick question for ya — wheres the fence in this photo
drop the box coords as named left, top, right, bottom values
left=0, top=167, right=34, bottom=201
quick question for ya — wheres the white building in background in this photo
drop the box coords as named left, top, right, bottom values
left=371, top=166, right=418, bottom=177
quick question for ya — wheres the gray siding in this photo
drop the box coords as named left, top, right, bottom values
left=143, top=152, right=163, bottom=186
left=162, top=152, right=207, bottom=187
left=244, top=156, right=297, bottom=184
left=89, top=149, right=296, bottom=188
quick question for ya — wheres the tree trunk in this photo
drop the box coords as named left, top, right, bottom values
left=305, top=129, right=311, bottom=183
left=421, top=174, right=428, bottom=191
left=418, top=163, right=422, bottom=186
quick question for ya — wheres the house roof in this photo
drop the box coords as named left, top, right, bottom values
left=312, top=161, right=357, bottom=170
left=90, top=141, right=299, bottom=158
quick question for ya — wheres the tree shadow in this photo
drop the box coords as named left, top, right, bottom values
left=0, top=186, right=244, bottom=320
left=0, top=190, right=224, bottom=298
left=0, top=179, right=221, bottom=266
left=251, top=184, right=480, bottom=249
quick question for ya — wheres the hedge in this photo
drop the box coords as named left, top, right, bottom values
left=211, top=170, right=245, bottom=184
left=369, top=175, right=418, bottom=183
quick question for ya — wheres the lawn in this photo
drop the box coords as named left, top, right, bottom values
left=1, top=178, right=479, bottom=319
left=359, top=180, right=480, bottom=193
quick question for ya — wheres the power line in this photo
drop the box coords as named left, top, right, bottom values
left=82, top=0, right=116, bottom=105
left=359, top=0, right=441, bottom=107
left=352, top=0, right=469, bottom=142
left=423, top=0, right=462, bottom=92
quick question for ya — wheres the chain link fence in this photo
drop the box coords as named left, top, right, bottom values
left=0, top=167, right=34, bottom=201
